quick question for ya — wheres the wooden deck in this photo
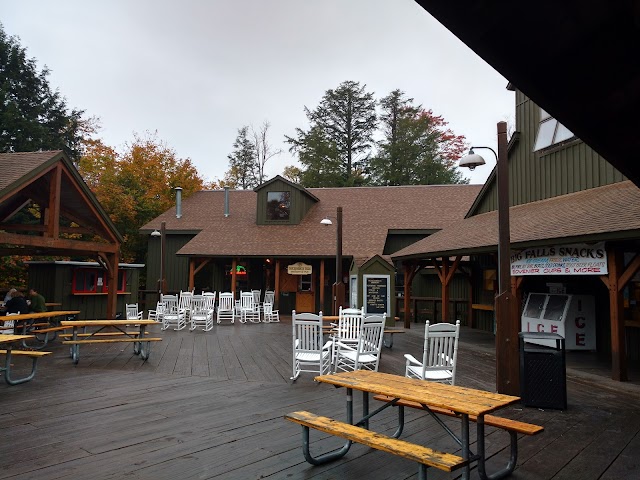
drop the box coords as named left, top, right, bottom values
left=1, top=318, right=638, bottom=479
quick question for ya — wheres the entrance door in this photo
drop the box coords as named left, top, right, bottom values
left=295, top=273, right=315, bottom=312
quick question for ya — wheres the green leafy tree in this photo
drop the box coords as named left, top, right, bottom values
left=370, top=89, right=469, bottom=185
left=0, top=23, right=94, bottom=160
left=224, top=126, right=258, bottom=189
left=286, top=80, right=377, bottom=187
left=77, top=133, right=206, bottom=264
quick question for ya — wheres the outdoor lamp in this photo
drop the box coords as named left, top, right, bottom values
left=458, top=148, right=488, bottom=171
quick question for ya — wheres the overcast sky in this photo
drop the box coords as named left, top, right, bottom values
left=1, top=0, right=513, bottom=185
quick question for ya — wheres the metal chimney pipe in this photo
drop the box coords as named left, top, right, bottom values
left=224, top=186, right=230, bottom=217
left=175, top=187, right=182, bottom=219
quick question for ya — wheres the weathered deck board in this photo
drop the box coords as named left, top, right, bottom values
left=0, top=318, right=638, bottom=480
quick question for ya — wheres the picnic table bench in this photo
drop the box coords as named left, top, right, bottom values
left=0, top=334, right=51, bottom=385
left=60, top=319, right=161, bottom=364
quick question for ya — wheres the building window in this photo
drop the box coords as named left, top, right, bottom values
left=266, top=191, right=291, bottom=220
left=72, top=268, right=126, bottom=294
left=533, top=108, right=575, bottom=151
left=299, top=274, right=312, bottom=292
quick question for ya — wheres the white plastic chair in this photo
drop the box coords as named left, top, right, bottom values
left=161, top=294, right=187, bottom=331
left=217, top=292, right=235, bottom=324
left=262, top=302, right=280, bottom=323
left=291, top=310, right=332, bottom=381
left=125, top=303, right=143, bottom=321
left=190, top=295, right=213, bottom=331
left=148, top=301, right=166, bottom=323
left=404, top=320, right=461, bottom=385
left=1, top=312, right=18, bottom=334
left=239, top=291, right=260, bottom=323
left=334, top=314, right=386, bottom=373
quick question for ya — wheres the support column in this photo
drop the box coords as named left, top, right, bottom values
left=607, top=249, right=627, bottom=381
left=319, top=259, right=325, bottom=310
left=188, top=258, right=195, bottom=291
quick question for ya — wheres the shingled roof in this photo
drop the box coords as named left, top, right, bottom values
left=392, top=180, right=640, bottom=260
left=141, top=184, right=482, bottom=260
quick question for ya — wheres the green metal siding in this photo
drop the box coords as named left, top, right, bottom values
left=147, top=234, right=194, bottom=294
left=384, top=233, right=430, bottom=255
left=27, top=263, right=141, bottom=320
left=473, top=91, right=625, bottom=215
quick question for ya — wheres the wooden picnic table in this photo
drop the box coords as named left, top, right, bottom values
left=60, top=319, right=161, bottom=364
left=1, top=311, right=81, bottom=349
left=290, top=370, right=531, bottom=480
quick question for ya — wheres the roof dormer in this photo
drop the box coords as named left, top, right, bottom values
left=254, top=176, right=319, bottom=225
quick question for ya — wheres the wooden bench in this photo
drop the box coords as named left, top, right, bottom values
left=373, top=394, right=544, bottom=435
left=285, top=410, right=467, bottom=478
left=0, top=349, right=52, bottom=385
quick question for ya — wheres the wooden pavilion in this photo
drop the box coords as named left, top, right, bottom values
left=0, top=151, right=123, bottom=318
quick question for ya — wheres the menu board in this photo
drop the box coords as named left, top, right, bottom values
left=364, top=275, right=390, bottom=315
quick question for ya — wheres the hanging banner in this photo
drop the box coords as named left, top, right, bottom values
left=511, top=242, right=607, bottom=276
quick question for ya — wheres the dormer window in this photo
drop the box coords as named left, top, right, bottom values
left=266, top=191, right=291, bottom=221
left=533, top=108, right=575, bottom=151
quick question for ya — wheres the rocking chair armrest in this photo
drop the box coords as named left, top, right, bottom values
left=322, top=340, right=333, bottom=350
left=404, top=353, right=422, bottom=366
left=335, top=341, right=357, bottom=352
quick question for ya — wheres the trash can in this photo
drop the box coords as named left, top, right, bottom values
left=519, top=332, right=567, bottom=410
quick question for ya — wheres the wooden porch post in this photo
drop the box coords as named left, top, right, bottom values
left=319, top=259, right=325, bottom=310
left=188, top=258, right=195, bottom=291
left=231, top=258, right=237, bottom=299
left=274, top=259, right=280, bottom=309
left=403, top=264, right=411, bottom=329
left=46, top=164, right=61, bottom=239
left=604, top=249, right=627, bottom=381
left=102, top=252, right=119, bottom=319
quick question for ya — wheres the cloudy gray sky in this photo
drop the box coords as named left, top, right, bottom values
left=1, top=0, right=513, bottom=185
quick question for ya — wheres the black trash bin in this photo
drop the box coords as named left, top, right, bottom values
left=519, top=332, right=567, bottom=410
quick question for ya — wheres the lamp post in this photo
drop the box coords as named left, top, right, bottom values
left=321, top=206, right=346, bottom=315
left=459, top=121, right=519, bottom=395
left=150, top=221, right=166, bottom=295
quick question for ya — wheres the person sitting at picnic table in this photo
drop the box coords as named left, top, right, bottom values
left=4, top=288, right=17, bottom=303
left=5, top=290, right=29, bottom=314
left=28, top=288, right=47, bottom=313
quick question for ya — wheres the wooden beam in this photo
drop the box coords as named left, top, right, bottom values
left=0, top=231, right=118, bottom=253
left=100, top=252, right=119, bottom=319
left=617, top=253, right=640, bottom=292
left=441, top=258, right=450, bottom=323
left=607, top=249, right=627, bottom=381
left=274, top=259, right=280, bottom=309
left=47, top=164, right=62, bottom=238
left=193, top=258, right=211, bottom=276
left=0, top=223, right=95, bottom=235
left=231, top=258, right=237, bottom=299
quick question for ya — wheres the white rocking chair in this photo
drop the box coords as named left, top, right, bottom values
left=291, top=310, right=332, bottom=381
left=239, top=291, right=260, bottom=323
left=125, top=303, right=143, bottom=321
left=161, top=295, right=187, bottom=331
left=190, top=295, right=213, bottom=331
left=262, top=302, right=280, bottom=323
left=404, top=320, right=461, bottom=385
left=334, top=314, right=385, bottom=373
left=216, top=292, right=235, bottom=324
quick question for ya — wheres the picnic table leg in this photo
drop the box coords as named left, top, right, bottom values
left=461, top=414, right=471, bottom=480
left=299, top=386, right=354, bottom=465
left=70, top=327, right=80, bottom=364
left=476, top=416, right=518, bottom=480
left=2, top=345, right=40, bottom=385
left=138, top=324, right=151, bottom=360
left=383, top=332, right=394, bottom=348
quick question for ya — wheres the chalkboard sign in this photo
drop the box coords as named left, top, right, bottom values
left=363, top=275, right=390, bottom=315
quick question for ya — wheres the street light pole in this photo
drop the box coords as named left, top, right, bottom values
left=159, top=221, right=166, bottom=294
left=335, top=206, right=345, bottom=315
left=459, top=121, right=519, bottom=395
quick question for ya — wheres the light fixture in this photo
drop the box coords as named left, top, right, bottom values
left=320, top=217, right=333, bottom=226
left=320, top=208, right=344, bottom=315
left=150, top=229, right=161, bottom=237
left=458, top=148, right=488, bottom=171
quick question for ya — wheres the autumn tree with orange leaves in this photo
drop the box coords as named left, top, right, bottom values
left=78, top=133, right=208, bottom=264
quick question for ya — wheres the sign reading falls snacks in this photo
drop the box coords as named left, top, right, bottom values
left=511, top=242, right=607, bottom=276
